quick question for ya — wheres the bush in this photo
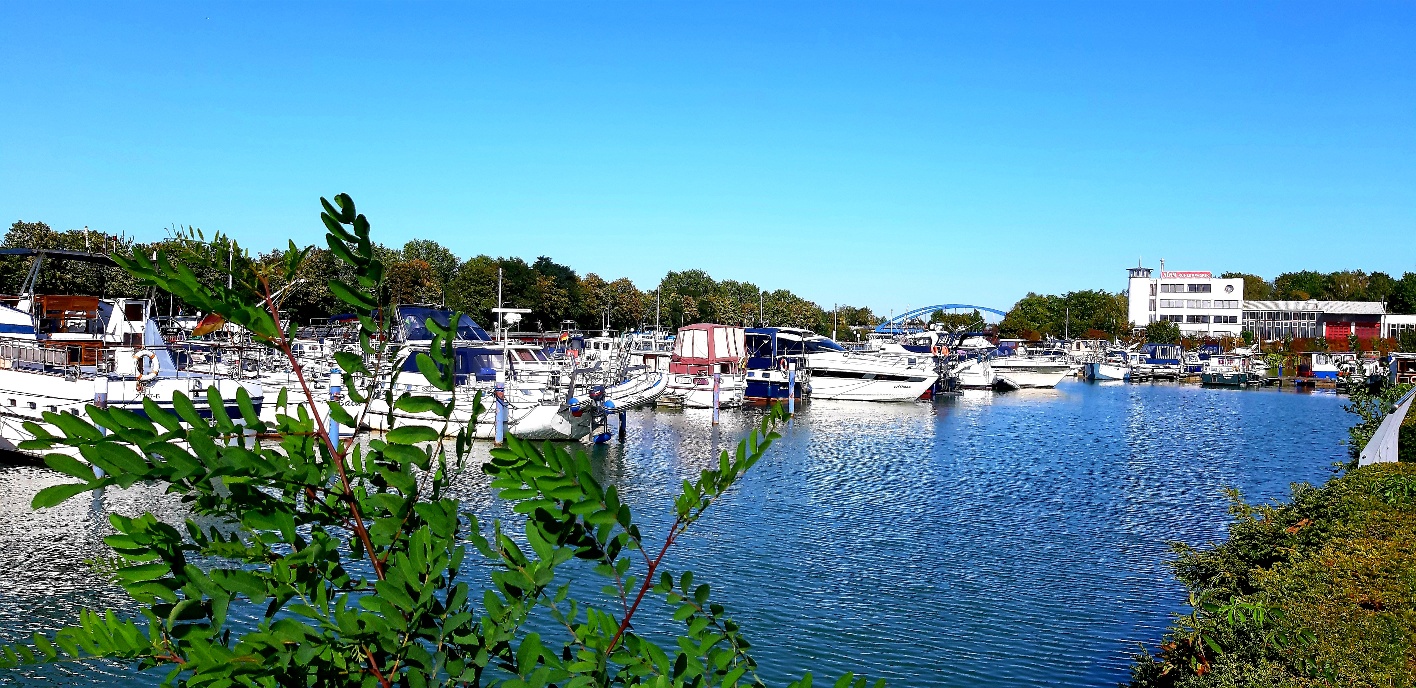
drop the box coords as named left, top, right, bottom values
left=1127, top=460, right=1416, bottom=686
left=0, top=195, right=876, bottom=688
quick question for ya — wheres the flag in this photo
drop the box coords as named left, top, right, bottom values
left=192, top=312, right=225, bottom=337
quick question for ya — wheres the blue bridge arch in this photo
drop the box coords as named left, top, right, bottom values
left=873, top=304, right=1008, bottom=334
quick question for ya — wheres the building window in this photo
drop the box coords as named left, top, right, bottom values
left=1185, top=300, right=1212, bottom=308
left=1164, top=315, right=1184, bottom=323
left=1186, top=315, right=1209, bottom=324
left=1149, top=283, right=1157, bottom=296
left=1187, top=284, right=1212, bottom=293
left=1148, top=299, right=1156, bottom=311
left=1214, top=315, right=1238, bottom=324
left=1159, top=299, right=1185, bottom=308
left=1160, top=284, right=1184, bottom=293
left=1214, top=300, right=1239, bottom=309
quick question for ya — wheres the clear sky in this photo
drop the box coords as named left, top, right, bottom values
left=1, top=2, right=1412, bottom=314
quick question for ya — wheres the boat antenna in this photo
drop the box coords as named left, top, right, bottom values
left=497, top=266, right=504, bottom=343
left=655, top=289, right=660, bottom=332
left=758, top=291, right=764, bottom=327
left=227, top=242, right=233, bottom=290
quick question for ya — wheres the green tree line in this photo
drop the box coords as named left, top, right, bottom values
left=1221, top=269, right=1416, bottom=312
left=998, top=290, right=1130, bottom=340
left=1, top=220, right=882, bottom=337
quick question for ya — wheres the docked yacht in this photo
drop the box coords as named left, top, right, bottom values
left=660, top=323, right=745, bottom=408
left=0, top=249, right=263, bottom=457
left=354, top=306, right=593, bottom=441
left=1084, top=349, right=1132, bottom=381
left=988, top=347, right=1072, bottom=389
left=743, top=328, right=810, bottom=404
left=775, top=328, right=935, bottom=402
left=1132, top=344, right=1184, bottom=380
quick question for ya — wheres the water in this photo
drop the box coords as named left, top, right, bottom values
left=0, top=381, right=1352, bottom=686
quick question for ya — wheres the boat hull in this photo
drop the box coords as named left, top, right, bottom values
left=1201, top=372, right=1247, bottom=387
left=990, top=362, right=1071, bottom=389
left=659, top=373, right=745, bottom=409
left=1085, top=362, right=1131, bottom=381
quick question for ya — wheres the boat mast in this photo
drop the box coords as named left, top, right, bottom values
left=497, top=266, right=504, bottom=343
left=655, top=290, right=660, bottom=333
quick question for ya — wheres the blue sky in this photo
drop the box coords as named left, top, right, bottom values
left=1, top=2, right=1412, bottom=314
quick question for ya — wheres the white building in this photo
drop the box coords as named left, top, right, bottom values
left=1385, top=314, right=1416, bottom=341
left=1126, top=265, right=1244, bottom=337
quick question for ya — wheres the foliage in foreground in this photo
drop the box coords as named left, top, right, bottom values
left=0, top=195, right=875, bottom=688
left=1128, top=466, right=1416, bottom=684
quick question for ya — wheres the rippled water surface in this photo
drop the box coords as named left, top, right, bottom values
left=0, top=381, right=1351, bottom=686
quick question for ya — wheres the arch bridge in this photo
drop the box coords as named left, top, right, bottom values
left=872, top=304, right=1008, bottom=334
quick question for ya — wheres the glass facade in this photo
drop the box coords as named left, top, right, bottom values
left=1242, top=310, right=1318, bottom=340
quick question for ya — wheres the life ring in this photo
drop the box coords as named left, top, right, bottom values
left=134, top=349, right=159, bottom=382
left=777, top=357, right=789, bottom=372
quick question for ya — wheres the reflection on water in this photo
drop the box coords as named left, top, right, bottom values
left=0, top=382, right=1349, bottom=687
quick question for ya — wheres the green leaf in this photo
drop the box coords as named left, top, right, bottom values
left=32, top=482, right=95, bottom=509
left=327, top=402, right=357, bottom=429
left=44, top=454, right=97, bottom=482
left=328, top=279, right=376, bottom=310
left=394, top=394, right=446, bottom=415
left=414, top=354, right=452, bottom=392
left=333, top=351, right=369, bottom=376
left=387, top=425, right=439, bottom=445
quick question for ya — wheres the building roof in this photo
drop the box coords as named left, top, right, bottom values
left=1242, top=300, right=1386, bottom=315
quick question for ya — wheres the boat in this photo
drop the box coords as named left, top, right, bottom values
left=0, top=249, right=263, bottom=458
left=1200, top=353, right=1254, bottom=387
left=354, top=305, right=593, bottom=441
left=793, top=329, right=936, bottom=402
left=743, top=328, right=811, bottom=404
left=988, top=346, right=1072, bottom=389
left=1084, top=349, right=1132, bottom=381
left=1132, top=344, right=1183, bottom=380
left=659, top=324, right=746, bottom=408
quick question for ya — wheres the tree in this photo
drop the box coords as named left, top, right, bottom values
left=400, top=238, right=460, bottom=289
left=1220, top=272, right=1274, bottom=300
left=1367, top=271, right=1397, bottom=304
left=0, top=195, right=870, bottom=688
left=1146, top=319, right=1182, bottom=344
left=1323, top=270, right=1370, bottom=301
left=1274, top=271, right=1326, bottom=301
left=384, top=258, right=443, bottom=305
left=0, top=220, right=145, bottom=300
left=1389, top=273, right=1416, bottom=315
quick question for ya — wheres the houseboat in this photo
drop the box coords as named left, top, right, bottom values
left=659, top=324, right=746, bottom=408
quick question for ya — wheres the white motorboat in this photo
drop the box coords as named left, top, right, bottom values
left=1084, top=349, right=1132, bottom=381
left=348, top=306, right=594, bottom=441
left=989, top=352, right=1072, bottom=389
left=782, top=328, right=935, bottom=402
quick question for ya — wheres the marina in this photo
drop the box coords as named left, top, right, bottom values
left=0, top=381, right=1353, bottom=687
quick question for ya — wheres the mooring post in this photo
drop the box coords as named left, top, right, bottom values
left=618, top=409, right=627, bottom=442
left=494, top=369, right=507, bottom=446
left=788, top=360, right=796, bottom=414
left=328, top=368, right=342, bottom=450
left=712, top=372, right=721, bottom=425
left=92, top=376, right=109, bottom=478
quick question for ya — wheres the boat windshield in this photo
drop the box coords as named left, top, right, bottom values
left=804, top=336, right=845, bottom=353
left=398, top=306, right=491, bottom=342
